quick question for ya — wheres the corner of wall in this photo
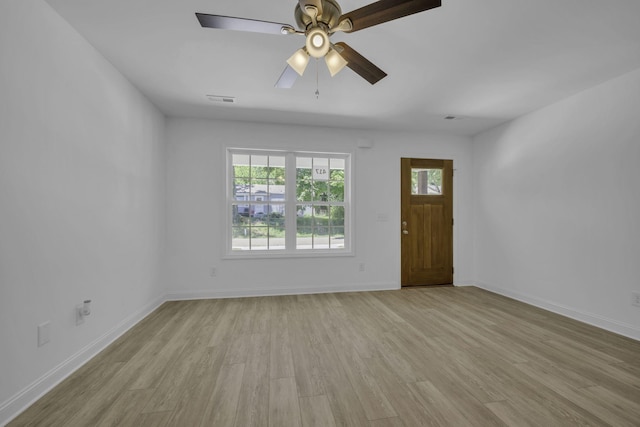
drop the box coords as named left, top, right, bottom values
left=0, top=295, right=166, bottom=426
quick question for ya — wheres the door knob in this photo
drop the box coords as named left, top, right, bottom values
left=403, top=230, right=409, bottom=235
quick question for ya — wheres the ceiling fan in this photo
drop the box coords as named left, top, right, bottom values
left=196, top=0, right=441, bottom=88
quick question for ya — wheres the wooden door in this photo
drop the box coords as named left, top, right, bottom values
left=401, top=158, right=453, bottom=286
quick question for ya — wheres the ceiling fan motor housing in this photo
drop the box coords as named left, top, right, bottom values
left=306, top=27, right=330, bottom=58
left=294, top=0, right=342, bottom=30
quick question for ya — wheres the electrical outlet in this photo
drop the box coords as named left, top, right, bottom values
left=359, top=263, right=365, bottom=272
left=210, top=267, right=217, bottom=277
left=37, top=321, right=50, bottom=347
left=632, top=292, right=640, bottom=307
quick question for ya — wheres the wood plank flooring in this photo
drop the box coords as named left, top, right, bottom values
left=9, top=287, right=640, bottom=426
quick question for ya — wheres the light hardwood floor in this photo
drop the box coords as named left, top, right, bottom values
left=9, top=287, right=640, bottom=426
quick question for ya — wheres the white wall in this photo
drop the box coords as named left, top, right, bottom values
left=472, top=68, right=640, bottom=340
left=0, top=0, right=166, bottom=421
left=165, top=118, right=474, bottom=298
left=7, top=0, right=637, bottom=423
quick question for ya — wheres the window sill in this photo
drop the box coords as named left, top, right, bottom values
left=222, top=250, right=354, bottom=260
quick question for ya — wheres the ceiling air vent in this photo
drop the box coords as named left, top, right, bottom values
left=206, top=94, right=236, bottom=104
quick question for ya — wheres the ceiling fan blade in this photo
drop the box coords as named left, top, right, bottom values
left=334, top=42, right=387, bottom=85
left=339, top=0, right=441, bottom=33
left=298, top=0, right=323, bottom=18
left=196, top=13, right=293, bottom=35
left=275, top=65, right=299, bottom=89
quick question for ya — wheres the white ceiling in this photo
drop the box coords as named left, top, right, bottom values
left=45, top=0, right=640, bottom=136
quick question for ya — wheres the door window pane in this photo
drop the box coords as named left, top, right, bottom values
left=411, top=168, right=443, bottom=195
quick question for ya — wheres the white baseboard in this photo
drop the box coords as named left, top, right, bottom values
left=165, top=282, right=399, bottom=301
left=474, top=282, right=640, bottom=341
left=453, top=281, right=475, bottom=287
left=3, top=283, right=400, bottom=425
left=0, top=294, right=166, bottom=427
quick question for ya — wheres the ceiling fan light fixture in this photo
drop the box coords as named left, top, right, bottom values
left=286, top=48, right=310, bottom=76
left=325, top=48, right=348, bottom=77
left=305, top=27, right=330, bottom=58
left=197, top=0, right=443, bottom=88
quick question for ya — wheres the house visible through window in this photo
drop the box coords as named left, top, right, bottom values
left=228, top=149, right=350, bottom=255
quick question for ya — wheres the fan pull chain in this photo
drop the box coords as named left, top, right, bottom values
left=315, top=59, right=320, bottom=99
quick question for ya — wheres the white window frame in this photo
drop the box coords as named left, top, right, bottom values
left=225, top=148, right=352, bottom=258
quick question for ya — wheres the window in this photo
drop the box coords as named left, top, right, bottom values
left=228, top=149, right=350, bottom=256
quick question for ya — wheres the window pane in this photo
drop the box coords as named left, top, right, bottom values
left=252, top=155, right=269, bottom=167
left=331, top=226, right=345, bottom=238
left=313, top=233, right=330, bottom=249
left=233, top=178, right=250, bottom=201
left=329, top=180, right=344, bottom=202
left=250, top=180, right=267, bottom=200
left=296, top=157, right=312, bottom=169
left=296, top=158, right=313, bottom=201
left=329, top=159, right=345, bottom=201
left=250, top=227, right=269, bottom=250
left=267, top=156, right=285, bottom=187
left=268, top=156, right=285, bottom=168
left=267, top=181, right=285, bottom=201
left=296, top=203, right=314, bottom=250
left=330, top=226, right=345, bottom=248
left=411, top=168, right=443, bottom=195
left=253, top=204, right=281, bottom=218
left=250, top=204, right=266, bottom=219
left=233, top=154, right=251, bottom=176
left=330, top=158, right=345, bottom=170
left=313, top=182, right=328, bottom=202
left=315, top=215, right=329, bottom=234
left=232, top=227, right=250, bottom=250
left=233, top=206, right=250, bottom=225
left=258, top=205, right=285, bottom=225
left=296, top=227, right=312, bottom=249
left=270, top=172, right=285, bottom=186
left=329, top=202, right=344, bottom=245
left=330, top=206, right=345, bottom=227
left=268, top=227, right=285, bottom=250
left=312, top=158, right=329, bottom=181
left=234, top=177, right=250, bottom=186
left=296, top=205, right=312, bottom=227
